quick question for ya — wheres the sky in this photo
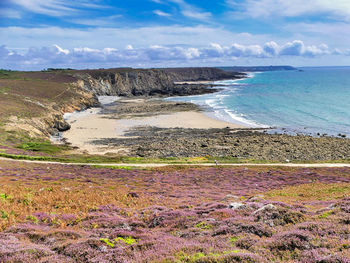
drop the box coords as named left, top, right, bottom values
left=0, top=0, right=350, bottom=70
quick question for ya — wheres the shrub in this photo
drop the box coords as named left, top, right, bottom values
left=193, top=252, right=264, bottom=263
left=270, top=230, right=313, bottom=251
left=254, top=204, right=305, bottom=226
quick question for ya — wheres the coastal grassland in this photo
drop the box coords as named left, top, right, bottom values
left=0, top=161, right=349, bottom=262
left=0, top=70, right=76, bottom=121
left=0, top=70, right=94, bottom=150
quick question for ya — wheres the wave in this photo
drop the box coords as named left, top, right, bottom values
left=168, top=76, right=269, bottom=128
left=204, top=101, right=267, bottom=128
left=201, top=90, right=267, bottom=128
left=222, top=109, right=267, bottom=128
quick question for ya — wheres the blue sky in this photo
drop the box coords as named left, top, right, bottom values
left=1, top=0, right=350, bottom=70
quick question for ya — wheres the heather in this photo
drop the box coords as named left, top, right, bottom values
left=0, top=161, right=349, bottom=262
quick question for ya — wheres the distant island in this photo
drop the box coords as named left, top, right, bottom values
left=219, top=65, right=297, bottom=72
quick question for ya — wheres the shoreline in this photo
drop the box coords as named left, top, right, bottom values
left=167, top=77, right=264, bottom=129
left=61, top=96, right=350, bottom=162
left=63, top=98, right=246, bottom=155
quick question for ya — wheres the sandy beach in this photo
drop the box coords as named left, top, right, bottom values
left=63, top=99, right=244, bottom=155
left=62, top=97, right=350, bottom=161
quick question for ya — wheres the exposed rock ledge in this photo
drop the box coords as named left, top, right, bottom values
left=72, top=67, right=245, bottom=97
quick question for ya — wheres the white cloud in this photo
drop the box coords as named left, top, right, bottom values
left=69, top=15, right=122, bottom=26
left=73, top=47, right=100, bottom=53
left=0, top=8, right=22, bottom=19
left=181, top=10, right=211, bottom=20
left=283, top=22, right=350, bottom=50
left=279, top=40, right=305, bottom=56
left=0, top=40, right=344, bottom=70
left=153, top=10, right=171, bottom=17
left=9, top=0, right=108, bottom=17
left=278, top=40, right=333, bottom=57
left=227, top=0, right=350, bottom=20
left=54, top=44, right=69, bottom=55
left=10, top=0, right=75, bottom=16
left=229, top=43, right=265, bottom=57
left=0, top=26, right=269, bottom=50
left=263, top=41, right=279, bottom=56
left=158, top=0, right=212, bottom=21
left=151, top=0, right=164, bottom=3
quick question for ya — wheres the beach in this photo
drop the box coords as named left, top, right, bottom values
left=62, top=97, right=350, bottom=161
left=63, top=98, right=245, bottom=155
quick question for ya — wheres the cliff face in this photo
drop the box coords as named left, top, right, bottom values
left=73, top=67, right=244, bottom=97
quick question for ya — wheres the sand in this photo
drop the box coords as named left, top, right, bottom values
left=63, top=107, right=245, bottom=155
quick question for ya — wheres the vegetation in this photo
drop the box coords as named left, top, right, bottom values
left=1, top=69, right=350, bottom=262
left=17, top=141, right=68, bottom=154
left=0, top=162, right=349, bottom=262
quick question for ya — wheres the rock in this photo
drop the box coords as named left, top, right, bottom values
left=53, top=115, right=71, bottom=132
left=127, top=192, right=139, bottom=198
left=254, top=204, right=305, bottom=226
left=253, top=204, right=277, bottom=215
left=99, top=246, right=107, bottom=252
left=229, top=202, right=245, bottom=210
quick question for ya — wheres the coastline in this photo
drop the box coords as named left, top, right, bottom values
left=61, top=96, right=350, bottom=162
left=167, top=77, right=264, bottom=129
left=63, top=98, right=246, bottom=155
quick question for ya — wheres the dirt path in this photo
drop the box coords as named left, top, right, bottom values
left=0, top=157, right=349, bottom=168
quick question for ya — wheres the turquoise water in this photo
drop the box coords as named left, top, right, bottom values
left=169, top=67, right=350, bottom=136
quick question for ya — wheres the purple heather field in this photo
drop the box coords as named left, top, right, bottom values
left=0, top=161, right=349, bottom=262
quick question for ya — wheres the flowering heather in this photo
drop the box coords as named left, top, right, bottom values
left=0, top=160, right=349, bottom=262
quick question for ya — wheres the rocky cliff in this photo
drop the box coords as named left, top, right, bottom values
left=73, top=67, right=244, bottom=97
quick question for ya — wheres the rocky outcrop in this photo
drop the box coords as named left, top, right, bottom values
left=73, top=67, right=244, bottom=97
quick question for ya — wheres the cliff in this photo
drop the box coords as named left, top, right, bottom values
left=72, top=67, right=244, bottom=97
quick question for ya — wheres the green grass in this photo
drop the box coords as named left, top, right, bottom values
left=0, top=70, right=21, bottom=80
left=1, top=150, right=350, bottom=166
left=100, top=236, right=137, bottom=248
left=17, top=141, right=67, bottom=154
left=319, top=210, right=335, bottom=219
left=195, top=221, right=212, bottom=230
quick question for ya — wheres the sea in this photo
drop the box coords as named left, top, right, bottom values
left=168, top=67, right=350, bottom=137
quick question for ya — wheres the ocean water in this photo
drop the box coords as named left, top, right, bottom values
left=168, top=67, right=350, bottom=136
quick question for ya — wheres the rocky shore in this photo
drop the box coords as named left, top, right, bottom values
left=72, top=98, right=350, bottom=161
left=91, top=126, right=350, bottom=161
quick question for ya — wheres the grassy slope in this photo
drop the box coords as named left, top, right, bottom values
left=0, top=70, right=77, bottom=146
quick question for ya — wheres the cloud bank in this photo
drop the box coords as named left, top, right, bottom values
left=0, top=40, right=346, bottom=70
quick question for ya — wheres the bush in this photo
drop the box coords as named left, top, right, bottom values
left=270, top=230, right=313, bottom=251
left=254, top=204, right=305, bottom=226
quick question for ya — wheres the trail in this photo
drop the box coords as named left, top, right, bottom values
left=0, top=157, right=349, bottom=168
